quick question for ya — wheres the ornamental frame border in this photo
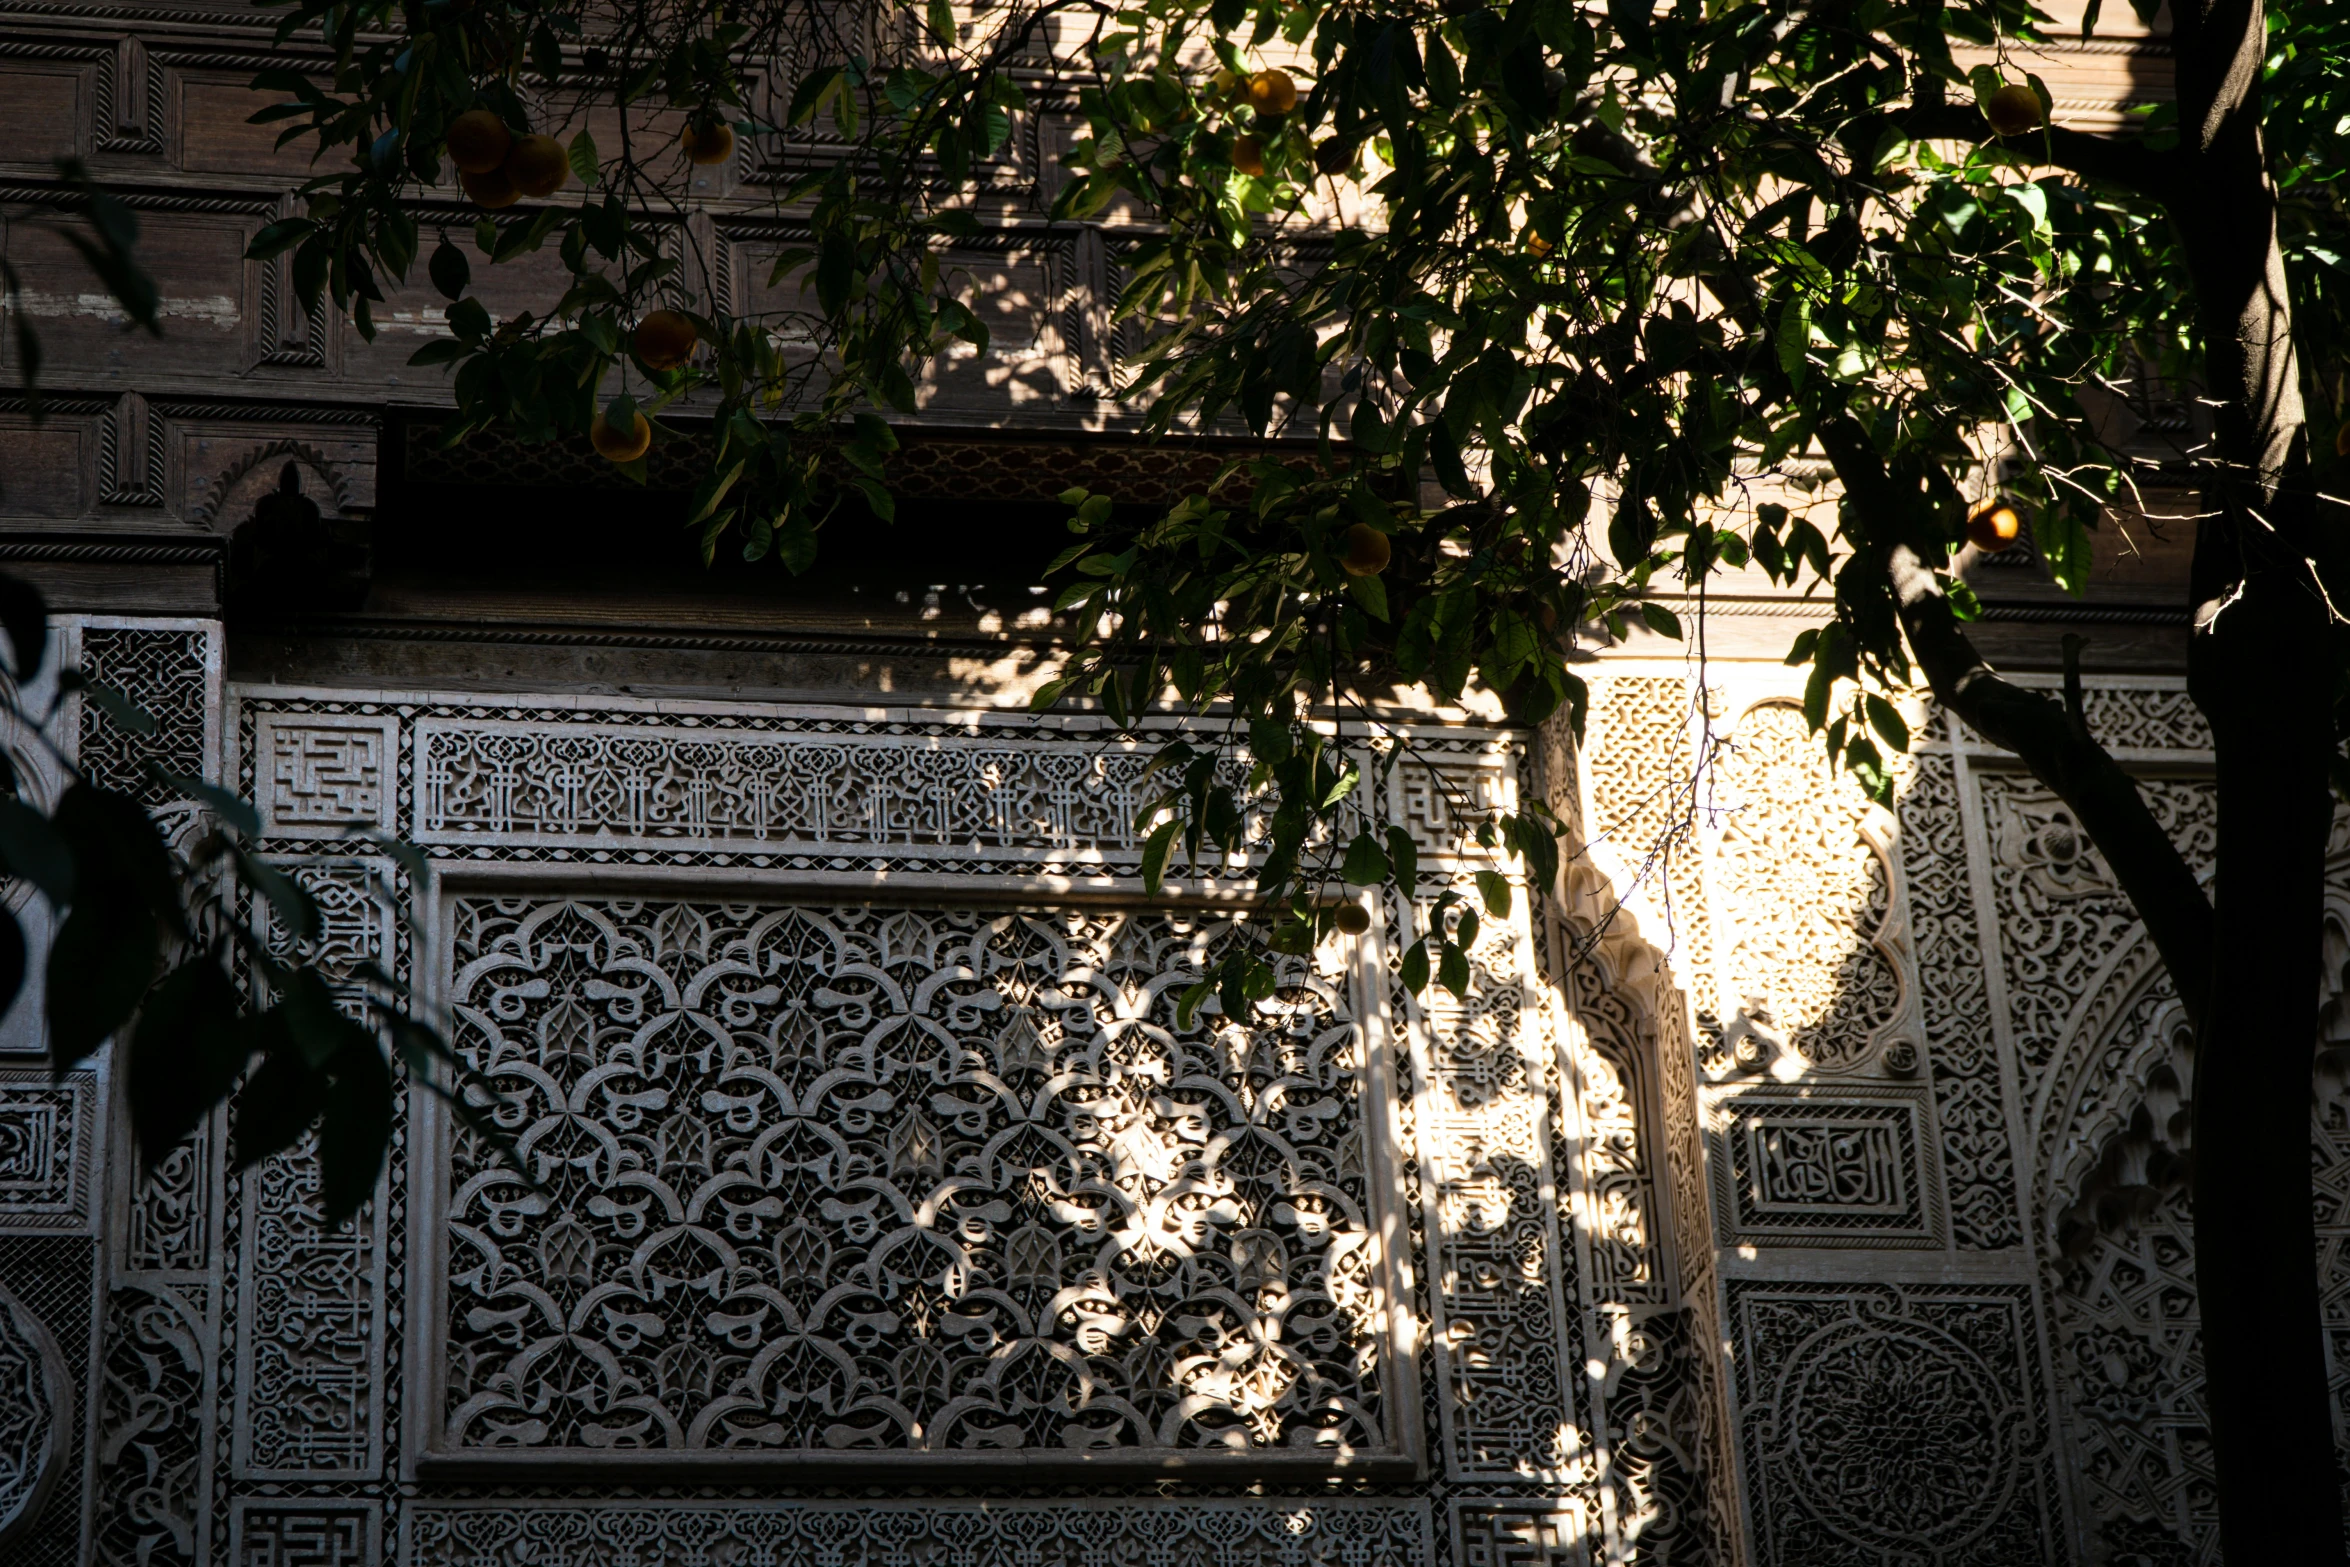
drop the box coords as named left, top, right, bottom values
left=398, top=859, right=1431, bottom=1483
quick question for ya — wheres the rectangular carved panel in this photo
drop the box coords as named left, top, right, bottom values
left=1726, top=1281, right=2064, bottom=1567
left=257, top=715, right=397, bottom=837
left=0, top=1075, right=96, bottom=1230
left=228, top=1500, right=379, bottom=1567
left=427, top=894, right=1401, bottom=1469
left=404, top=1499, right=1434, bottom=1565
left=1709, top=1089, right=1942, bottom=1246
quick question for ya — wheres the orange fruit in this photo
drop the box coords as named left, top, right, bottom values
left=2335, top=422, right=2350, bottom=458
left=1313, top=137, right=1353, bottom=175
left=1341, top=522, right=1391, bottom=576
left=504, top=134, right=569, bottom=197
left=1231, top=135, right=1266, bottom=177
left=445, top=110, right=512, bottom=175
left=1985, top=83, right=2043, bottom=137
left=1333, top=902, right=1373, bottom=935
left=591, top=407, right=652, bottom=463
left=1247, top=68, right=1299, bottom=116
left=1966, top=501, right=2023, bottom=552
left=1526, top=230, right=1554, bottom=257
left=632, top=310, right=698, bottom=371
left=461, top=166, right=520, bottom=209
left=682, top=116, right=735, bottom=166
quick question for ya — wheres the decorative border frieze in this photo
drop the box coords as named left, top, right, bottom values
left=401, top=1497, right=1436, bottom=1567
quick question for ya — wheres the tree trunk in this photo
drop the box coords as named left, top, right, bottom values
left=2171, top=0, right=2346, bottom=1551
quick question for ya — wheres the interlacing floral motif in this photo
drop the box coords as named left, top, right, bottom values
left=438, top=898, right=1388, bottom=1456
left=1713, top=703, right=1907, bottom=1072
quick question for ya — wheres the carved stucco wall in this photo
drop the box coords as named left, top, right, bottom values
left=1, top=631, right=2323, bottom=1566
left=1571, top=661, right=2348, bottom=1567
left=4, top=630, right=1730, bottom=1567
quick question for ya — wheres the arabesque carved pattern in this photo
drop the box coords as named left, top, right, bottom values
left=1728, top=1282, right=2061, bottom=1567
left=93, top=1281, right=208, bottom=1567
left=1712, top=703, right=1907, bottom=1073
left=437, top=897, right=1390, bottom=1458
left=0, top=1282, right=66, bottom=1550
left=1897, top=747, right=2017, bottom=1248
left=1407, top=895, right=1578, bottom=1479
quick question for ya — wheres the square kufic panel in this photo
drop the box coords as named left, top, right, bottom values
left=417, top=890, right=1409, bottom=1475
left=1727, top=1280, right=2066, bottom=1567
left=0, top=1073, right=96, bottom=1232
left=255, top=714, right=400, bottom=839
left=1450, top=1501, right=1596, bottom=1567
left=1707, top=1084, right=1945, bottom=1249
left=228, top=1499, right=380, bottom=1567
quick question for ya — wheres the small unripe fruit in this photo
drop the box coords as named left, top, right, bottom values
left=1247, top=68, right=1299, bottom=116
left=1984, top=83, right=2043, bottom=137
left=1230, top=135, right=1266, bottom=177
left=591, top=407, right=652, bottom=463
left=682, top=116, right=735, bottom=166
left=1341, top=523, right=1392, bottom=576
left=461, top=166, right=520, bottom=209
left=1966, top=501, right=2023, bottom=553
left=1333, top=902, right=1373, bottom=935
left=445, top=109, right=512, bottom=175
left=505, top=134, right=569, bottom=197
left=632, top=309, right=698, bottom=371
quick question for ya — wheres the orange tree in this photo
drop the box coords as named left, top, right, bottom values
left=28, top=0, right=2349, bottom=1544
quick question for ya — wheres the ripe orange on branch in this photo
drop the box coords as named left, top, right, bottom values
left=445, top=110, right=512, bottom=174
left=1247, top=69, right=1299, bottom=116
left=461, top=166, right=520, bottom=209
left=1231, top=135, right=1267, bottom=177
left=1342, top=523, right=1392, bottom=576
left=591, top=407, right=653, bottom=463
left=682, top=115, right=735, bottom=165
left=505, top=134, right=569, bottom=197
left=1966, top=501, right=2023, bottom=552
left=1984, top=83, right=2043, bottom=136
left=633, top=311, right=698, bottom=371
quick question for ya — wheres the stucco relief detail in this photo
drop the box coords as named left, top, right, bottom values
left=1727, top=1282, right=2063, bottom=1567
left=0, top=1281, right=68, bottom=1552
left=1710, top=701, right=1921, bottom=1078
left=404, top=1499, right=1434, bottom=1565
left=433, top=896, right=1393, bottom=1461
left=0, top=1076, right=95, bottom=1230
left=1404, top=891, right=1580, bottom=1480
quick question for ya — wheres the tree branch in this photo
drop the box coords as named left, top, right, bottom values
left=1893, top=105, right=2172, bottom=201
left=1815, top=417, right=2215, bottom=1025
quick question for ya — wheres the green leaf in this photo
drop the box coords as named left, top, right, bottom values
left=1386, top=825, right=1419, bottom=891
left=128, top=956, right=250, bottom=1164
left=0, top=799, right=72, bottom=904
left=1341, top=830, right=1390, bottom=885
left=1438, top=939, right=1470, bottom=998
left=1346, top=571, right=1390, bottom=621
left=1176, top=977, right=1214, bottom=1030
left=1400, top=938, right=1430, bottom=991
left=1140, top=819, right=1181, bottom=893
left=1475, top=869, right=1513, bottom=919
left=318, top=1032, right=391, bottom=1224
left=567, top=128, right=600, bottom=187
left=429, top=240, right=471, bottom=301
left=154, top=768, right=262, bottom=838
